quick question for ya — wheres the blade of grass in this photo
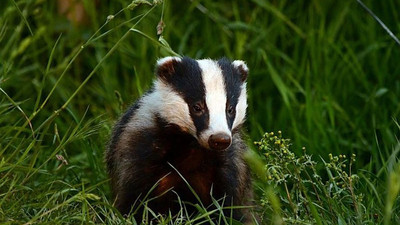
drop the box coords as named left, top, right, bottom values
left=10, top=0, right=33, bottom=36
left=357, top=0, right=400, bottom=46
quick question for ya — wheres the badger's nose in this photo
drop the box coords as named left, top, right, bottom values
left=208, top=133, right=232, bottom=150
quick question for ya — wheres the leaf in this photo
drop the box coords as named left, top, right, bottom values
left=375, top=88, right=388, bottom=98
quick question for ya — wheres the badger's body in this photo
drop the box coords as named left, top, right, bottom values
left=106, top=57, right=252, bottom=222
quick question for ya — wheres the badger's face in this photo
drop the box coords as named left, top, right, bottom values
left=155, top=56, right=248, bottom=151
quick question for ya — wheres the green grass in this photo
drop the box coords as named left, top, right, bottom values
left=0, top=0, right=399, bottom=224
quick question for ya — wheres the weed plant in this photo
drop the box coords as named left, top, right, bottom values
left=250, top=131, right=400, bottom=224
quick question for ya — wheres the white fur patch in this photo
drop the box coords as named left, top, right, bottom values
left=156, top=56, right=182, bottom=67
left=124, top=79, right=196, bottom=136
left=197, top=59, right=231, bottom=148
left=124, top=92, right=159, bottom=132
left=232, top=60, right=249, bottom=74
left=232, top=60, right=248, bottom=129
left=232, top=83, right=247, bottom=129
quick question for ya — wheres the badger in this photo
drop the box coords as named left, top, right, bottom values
left=106, top=56, right=253, bottom=222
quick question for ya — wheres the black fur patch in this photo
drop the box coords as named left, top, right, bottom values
left=159, top=57, right=210, bottom=134
left=106, top=102, right=140, bottom=173
left=217, top=58, right=243, bottom=130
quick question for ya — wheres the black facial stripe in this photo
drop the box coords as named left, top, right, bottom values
left=217, top=58, right=243, bottom=130
left=192, top=104, right=209, bottom=136
left=164, top=57, right=210, bottom=134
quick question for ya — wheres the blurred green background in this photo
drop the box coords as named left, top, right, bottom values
left=0, top=0, right=399, bottom=223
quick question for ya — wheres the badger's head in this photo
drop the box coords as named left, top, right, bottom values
left=154, top=56, right=248, bottom=151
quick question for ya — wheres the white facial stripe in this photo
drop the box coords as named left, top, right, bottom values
left=197, top=59, right=231, bottom=147
left=232, top=83, right=247, bottom=129
left=155, top=80, right=197, bottom=135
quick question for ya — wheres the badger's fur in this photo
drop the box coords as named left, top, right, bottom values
left=106, top=57, right=253, bottom=222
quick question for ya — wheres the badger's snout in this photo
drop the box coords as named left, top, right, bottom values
left=208, top=133, right=231, bottom=150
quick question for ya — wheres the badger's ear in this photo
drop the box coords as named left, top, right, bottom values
left=232, top=60, right=249, bottom=82
left=156, top=56, right=182, bottom=81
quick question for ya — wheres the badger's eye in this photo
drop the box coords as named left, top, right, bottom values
left=227, top=105, right=235, bottom=115
left=192, top=103, right=203, bottom=114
